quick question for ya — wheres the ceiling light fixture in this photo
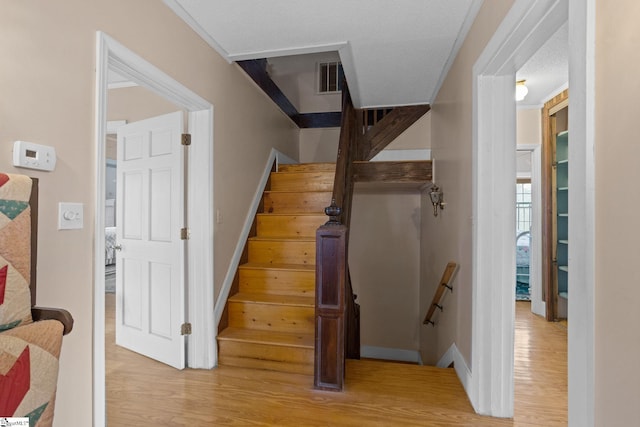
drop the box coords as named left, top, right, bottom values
left=516, top=80, right=529, bottom=101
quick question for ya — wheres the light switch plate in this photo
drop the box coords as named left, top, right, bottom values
left=58, top=202, right=83, bottom=230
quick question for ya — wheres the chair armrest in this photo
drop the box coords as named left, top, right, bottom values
left=31, top=306, right=74, bottom=335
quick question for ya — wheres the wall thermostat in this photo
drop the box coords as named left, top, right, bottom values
left=13, top=140, right=57, bottom=172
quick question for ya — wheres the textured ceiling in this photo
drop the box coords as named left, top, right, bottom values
left=516, top=22, right=569, bottom=107
left=164, top=0, right=482, bottom=108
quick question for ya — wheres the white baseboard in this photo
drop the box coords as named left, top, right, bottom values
left=361, top=346, right=423, bottom=364
left=437, top=343, right=472, bottom=394
left=213, top=149, right=297, bottom=327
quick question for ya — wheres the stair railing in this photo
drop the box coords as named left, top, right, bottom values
left=314, top=83, right=360, bottom=391
left=423, top=262, right=457, bottom=326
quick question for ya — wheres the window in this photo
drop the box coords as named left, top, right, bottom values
left=516, top=182, right=532, bottom=233
left=318, top=61, right=344, bottom=93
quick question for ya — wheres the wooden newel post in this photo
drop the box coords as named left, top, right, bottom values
left=314, top=200, right=347, bottom=391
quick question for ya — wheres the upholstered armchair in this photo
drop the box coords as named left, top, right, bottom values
left=0, top=173, right=73, bottom=427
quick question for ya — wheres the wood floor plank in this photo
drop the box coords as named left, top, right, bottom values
left=106, top=295, right=567, bottom=426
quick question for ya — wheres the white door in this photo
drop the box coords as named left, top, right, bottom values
left=115, top=111, right=186, bottom=369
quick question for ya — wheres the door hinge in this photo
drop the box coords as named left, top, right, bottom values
left=180, top=227, right=190, bottom=240
left=181, top=322, right=192, bottom=335
left=181, top=133, right=191, bottom=146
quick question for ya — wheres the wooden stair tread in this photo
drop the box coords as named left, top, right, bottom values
left=249, top=236, right=316, bottom=242
left=218, top=327, right=314, bottom=348
left=263, top=190, right=332, bottom=194
left=239, top=262, right=315, bottom=272
left=256, top=212, right=326, bottom=217
left=229, top=292, right=314, bottom=307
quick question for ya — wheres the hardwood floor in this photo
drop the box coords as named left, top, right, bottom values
left=106, top=297, right=566, bottom=426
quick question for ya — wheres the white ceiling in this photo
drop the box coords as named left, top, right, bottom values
left=164, top=0, right=483, bottom=109
left=516, top=22, right=568, bottom=108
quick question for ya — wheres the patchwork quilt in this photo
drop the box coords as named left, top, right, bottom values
left=0, top=173, right=62, bottom=427
left=0, top=173, right=33, bottom=331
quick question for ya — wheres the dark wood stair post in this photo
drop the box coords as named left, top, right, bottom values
left=314, top=201, right=347, bottom=391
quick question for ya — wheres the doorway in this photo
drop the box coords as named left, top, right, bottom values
left=516, top=145, right=544, bottom=317
left=471, top=0, right=595, bottom=423
left=94, top=32, right=215, bottom=427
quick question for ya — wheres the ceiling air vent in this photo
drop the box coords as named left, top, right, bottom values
left=318, top=61, right=344, bottom=93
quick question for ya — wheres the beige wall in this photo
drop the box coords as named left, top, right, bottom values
left=517, top=108, right=542, bottom=146
left=388, top=111, right=432, bottom=150
left=349, top=190, right=422, bottom=352
left=269, top=52, right=342, bottom=113
left=595, top=0, right=640, bottom=423
left=0, top=1, right=298, bottom=425
left=107, top=85, right=179, bottom=122
left=299, top=127, right=340, bottom=163
left=419, top=0, right=514, bottom=365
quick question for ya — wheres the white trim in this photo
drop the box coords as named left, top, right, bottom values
left=437, top=343, right=472, bottom=394
left=517, top=144, right=545, bottom=317
left=94, top=32, right=215, bottom=427
left=186, top=109, right=216, bottom=369
left=567, top=0, right=595, bottom=425
left=107, top=80, right=138, bottom=90
left=430, top=0, right=483, bottom=103
left=471, top=0, right=568, bottom=418
left=371, top=149, right=431, bottom=162
left=360, top=346, right=422, bottom=365
left=275, top=150, right=297, bottom=167
left=162, top=0, right=232, bottom=63
left=472, top=74, right=517, bottom=417
left=228, top=42, right=349, bottom=62
left=214, top=149, right=296, bottom=325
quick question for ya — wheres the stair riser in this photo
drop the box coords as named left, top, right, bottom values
left=218, top=340, right=313, bottom=375
left=239, top=268, right=315, bottom=296
left=256, top=214, right=326, bottom=238
left=270, top=172, right=334, bottom=192
left=229, top=302, right=314, bottom=334
left=277, top=163, right=336, bottom=173
left=263, top=192, right=332, bottom=214
left=248, top=240, right=315, bottom=265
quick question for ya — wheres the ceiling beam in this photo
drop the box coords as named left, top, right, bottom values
left=237, top=59, right=342, bottom=129
left=352, top=160, right=432, bottom=184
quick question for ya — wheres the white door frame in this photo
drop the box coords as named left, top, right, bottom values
left=517, top=144, right=545, bottom=317
left=93, top=32, right=215, bottom=427
left=471, top=0, right=595, bottom=424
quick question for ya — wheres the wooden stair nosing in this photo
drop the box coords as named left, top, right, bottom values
left=249, top=236, right=316, bottom=243
left=256, top=212, right=327, bottom=218
left=238, top=262, right=315, bottom=272
left=218, top=327, right=314, bottom=349
left=228, top=292, right=314, bottom=307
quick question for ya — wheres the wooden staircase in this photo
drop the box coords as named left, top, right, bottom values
left=217, top=162, right=335, bottom=375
